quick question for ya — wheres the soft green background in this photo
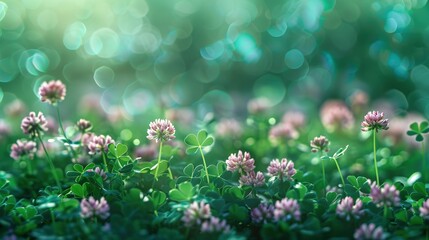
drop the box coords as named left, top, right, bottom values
left=0, top=0, right=428, bottom=118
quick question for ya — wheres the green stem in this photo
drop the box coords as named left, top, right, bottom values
left=333, top=157, right=345, bottom=187
left=168, top=168, right=173, bottom=180
left=423, top=141, right=426, bottom=182
left=199, top=146, right=210, bottom=184
left=26, top=158, right=33, bottom=175
left=56, top=105, right=77, bottom=158
left=102, top=152, right=109, bottom=173
left=38, top=134, right=62, bottom=191
left=50, top=209, right=56, bottom=232
left=373, top=130, right=380, bottom=186
left=320, top=152, right=326, bottom=196
left=155, top=142, right=163, bottom=180
left=384, top=205, right=388, bottom=219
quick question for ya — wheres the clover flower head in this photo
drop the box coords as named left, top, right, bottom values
left=336, top=197, right=363, bottom=220
left=201, top=216, right=231, bottom=234
left=354, top=223, right=384, bottom=240
left=39, top=80, right=66, bottom=104
left=77, top=119, right=92, bottom=132
left=10, top=139, right=37, bottom=161
left=247, top=97, right=271, bottom=114
left=282, top=110, right=306, bottom=129
left=361, top=111, right=389, bottom=132
left=320, top=100, right=354, bottom=132
left=419, top=199, right=429, bottom=220
left=147, top=119, right=176, bottom=143
left=80, top=196, right=110, bottom=220
left=87, top=134, right=115, bottom=155
left=251, top=203, right=275, bottom=224
left=226, top=150, right=255, bottom=174
left=0, top=120, right=11, bottom=141
left=239, top=171, right=265, bottom=187
left=269, top=123, right=299, bottom=141
left=310, top=135, right=330, bottom=153
left=274, top=198, right=301, bottom=222
left=86, top=167, right=107, bottom=180
left=370, top=182, right=400, bottom=207
left=181, top=201, right=212, bottom=227
left=215, top=118, right=243, bottom=139
left=267, top=158, right=296, bottom=180
left=21, top=112, right=48, bottom=137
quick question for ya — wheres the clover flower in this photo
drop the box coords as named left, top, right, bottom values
left=39, top=80, right=66, bottom=105
left=274, top=198, right=301, bottom=222
left=5, top=99, right=26, bottom=117
left=77, top=119, right=92, bottom=132
left=239, top=171, right=265, bottom=187
left=370, top=182, right=400, bottom=207
left=267, top=158, right=296, bottom=180
left=10, top=139, right=37, bottom=160
left=310, top=135, right=330, bottom=153
left=251, top=203, right=275, bottom=224
left=282, top=110, right=306, bottom=129
left=182, top=201, right=212, bottom=227
left=201, top=216, right=231, bottom=233
left=247, top=97, right=271, bottom=114
left=80, top=196, right=110, bottom=220
left=147, top=119, right=176, bottom=143
left=215, top=118, right=243, bottom=139
left=354, top=223, right=384, bottom=240
left=269, top=123, right=299, bottom=141
left=87, top=134, right=115, bottom=155
left=0, top=120, right=11, bottom=141
left=320, top=100, right=354, bottom=132
left=226, top=150, right=255, bottom=174
left=419, top=199, right=429, bottom=220
left=361, top=111, right=389, bottom=132
left=21, top=112, right=48, bottom=138
left=86, top=167, right=107, bottom=180
left=336, top=197, right=363, bottom=220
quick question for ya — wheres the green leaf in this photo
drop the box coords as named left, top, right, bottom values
left=116, top=143, right=128, bottom=157
left=326, top=192, right=337, bottom=204
left=347, top=176, right=358, bottom=188
left=26, top=205, right=37, bottom=219
left=183, top=163, right=194, bottom=177
left=229, top=204, right=248, bottom=222
left=420, top=121, right=429, bottom=130
left=169, top=182, right=195, bottom=202
left=119, top=163, right=134, bottom=173
left=333, top=145, right=349, bottom=159
left=185, top=146, right=199, bottom=155
left=357, top=176, right=368, bottom=187
left=416, top=134, right=424, bottom=142
left=207, top=165, right=218, bottom=176
left=83, top=163, right=95, bottom=171
left=394, top=209, right=407, bottom=222
left=197, top=130, right=208, bottom=144
left=184, top=134, right=198, bottom=147
left=413, top=182, right=427, bottom=195
left=73, top=164, right=84, bottom=173
left=201, top=136, right=214, bottom=147
left=407, top=130, right=417, bottom=136
left=150, top=160, right=169, bottom=177
left=151, top=190, right=166, bottom=209
left=71, top=184, right=84, bottom=197
left=410, top=122, right=419, bottom=132
left=410, top=215, right=423, bottom=225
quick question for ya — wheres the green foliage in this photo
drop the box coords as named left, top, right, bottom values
left=407, top=121, right=429, bottom=142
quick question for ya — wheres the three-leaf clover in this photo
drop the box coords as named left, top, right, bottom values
left=184, top=130, right=214, bottom=154
left=407, top=121, right=429, bottom=142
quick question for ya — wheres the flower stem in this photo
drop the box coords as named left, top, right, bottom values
left=155, top=142, right=163, bottom=180
left=102, top=152, right=109, bottom=173
left=384, top=205, right=388, bottom=219
left=333, top=157, right=345, bottom=187
left=199, top=146, right=210, bottom=184
left=373, top=130, right=380, bottom=186
left=56, top=105, right=77, bottom=158
left=320, top=152, right=326, bottom=196
left=422, top=140, right=426, bottom=182
left=26, top=158, right=33, bottom=175
left=38, top=134, right=61, bottom=191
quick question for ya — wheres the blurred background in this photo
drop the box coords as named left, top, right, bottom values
left=0, top=0, right=429, bottom=122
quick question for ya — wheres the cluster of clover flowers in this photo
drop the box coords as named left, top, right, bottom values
left=8, top=80, right=429, bottom=238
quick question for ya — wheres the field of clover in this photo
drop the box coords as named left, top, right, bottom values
left=1, top=79, right=429, bottom=240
